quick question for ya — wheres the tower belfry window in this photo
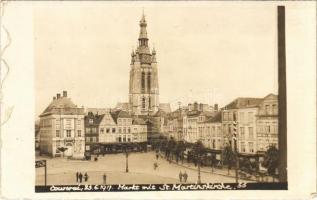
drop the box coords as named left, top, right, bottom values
left=147, top=72, right=151, bottom=92
left=142, top=97, right=146, bottom=109
left=141, top=72, right=145, bottom=92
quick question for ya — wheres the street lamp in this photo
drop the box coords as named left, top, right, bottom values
left=197, top=154, right=201, bottom=184
left=195, top=140, right=203, bottom=184
left=125, top=147, right=129, bottom=173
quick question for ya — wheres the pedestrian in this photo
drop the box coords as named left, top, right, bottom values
left=84, top=172, right=89, bottom=182
left=79, top=172, right=83, bottom=183
left=76, top=172, right=79, bottom=183
left=183, top=171, right=188, bottom=183
left=153, top=162, right=158, bottom=170
left=156, top=153, right=159, bottom=160
left=103, top=173, right=107, bottom=184
left=179, top=171, right=183, bottom=183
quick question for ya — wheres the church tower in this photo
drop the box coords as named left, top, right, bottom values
left=129, top=13, right=159, bottom=116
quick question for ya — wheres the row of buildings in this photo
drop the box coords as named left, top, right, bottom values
left=38, top=91, right=149, bottom=158
left=37, top=91, right=278, bottom=159
left=163, top=94, right=278, bottom=159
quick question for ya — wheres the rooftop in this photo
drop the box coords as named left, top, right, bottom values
left=40, top=92, right=84, bottom=117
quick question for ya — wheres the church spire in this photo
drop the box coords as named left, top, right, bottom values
left=138, top=11, right=148, bottom=47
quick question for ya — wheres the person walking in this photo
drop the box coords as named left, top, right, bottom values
left=179, top=171, right=183, bottom=183
left=156, top=153, right=159, bottom=160
left=84, top=172, right=89, bottom=182
left=76, top=172, right=79, bottom=183
left=103, top=173, right=107, bottom=184
left=79, top=172, right=83, bottom=183
left=153, top=162, right=158, bottom=170
left=183, top=171, right=188, bottom=183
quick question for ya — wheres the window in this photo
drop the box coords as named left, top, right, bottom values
left=85, top=128, right=90, bottom=134
left=123, top=136, right=126, bottom=142
left=233, top=112, right=237, bottom=121
left=223, top=113, right=228, bottom=121
left=248, top=127, right=254, bottom=139
left=77, top=130, right=81, bottom=137
left=112, top=128, right=116, bottom=133
left=92, top=127, right=97, bottom=133
left=212, top=139, right=216, bottom=149
left=89, top=119, right=94, bottom=124
left=106, top=128, right=110, bottom=133
left=66, top=130, right=71, bottom=137
left=240, top=127, right=245, bottom=138
left=86, top=137, right=89, bottom=142
left=141, top=72, right=145, bottom=92
left=128, top=137, right=131, bottom=142
left=123, top=127, right=126, bottom=133
left=56, top=119, right=60, bottom=129
left=272, top=104, right=277, bottom=114
left=77, top=119, right=81, bottom=126
left=240, top=112, right=245, bottom=124
left=147, top=72, right=151, bottom=92
left=119, top=128, right=122, bottom=133
left=56, top=130, right=60, bottom=137
left=66, top=119, right=71, bottom=126
left=217, top=127, right=221, bottom=136
left=265, top=105, right=270, bottom=114
left=249, top=142, right=254, bottom=153
left=241, top=142, right=245, bottom=152
left=248, top=112, right=253, bottom=123
left=142, top=97, right=146, bottom=109
left=229, top=112, right=233, bottom=121
left=92, top=137, right=97, bottom=142
left=266, top=125, right=270, bottom=133
left=148, top=97, right=151, bottom=109
left=128, top=128, right=131, bottom=133
left=100, top=128, right=104, bottom=134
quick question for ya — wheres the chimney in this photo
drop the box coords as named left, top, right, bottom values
left=194, top=102, right=198, bottom=111
left=214, top=104, right=218, bottom=111
left=188, top=104, right=192, bottom=111
left=63, top=91, right=67, bottom=97
left=56, top=93, right=61, bottom=99
left=53, top=96, right=56, bottom=100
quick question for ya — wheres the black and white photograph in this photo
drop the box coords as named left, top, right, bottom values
left=34, top=3, right=287, bottom=189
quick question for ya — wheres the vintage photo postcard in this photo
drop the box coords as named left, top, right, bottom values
left=0, top=1, right=316, bottom=199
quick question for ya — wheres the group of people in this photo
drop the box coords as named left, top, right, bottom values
left=179, top=171, right=188, bottom=183
left=76, top=172, right=89, bottom=183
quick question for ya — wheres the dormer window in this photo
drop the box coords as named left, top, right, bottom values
left=89, top=119, right=93, bottom=124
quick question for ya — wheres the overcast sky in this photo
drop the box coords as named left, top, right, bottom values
left=35, top=2, right=279, bottom=117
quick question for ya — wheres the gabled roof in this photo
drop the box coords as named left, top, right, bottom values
left=110, top=110, right=131, bottom=124
left=40, top=97, right=83, bottom=117
left=204, top=112, right=222, bottom=123
left=132, top=117, right=147, bottom=125
left=263, top=93, right=278, bottom=100
left=84, top=113, right=105, bottom=126
left=224, top=97, right=263, bottom=110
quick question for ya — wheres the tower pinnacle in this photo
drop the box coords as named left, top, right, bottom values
left=138, top=11, right=148, bottom=46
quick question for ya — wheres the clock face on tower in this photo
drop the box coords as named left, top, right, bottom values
left=141, top=55, right=151, bottom=64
